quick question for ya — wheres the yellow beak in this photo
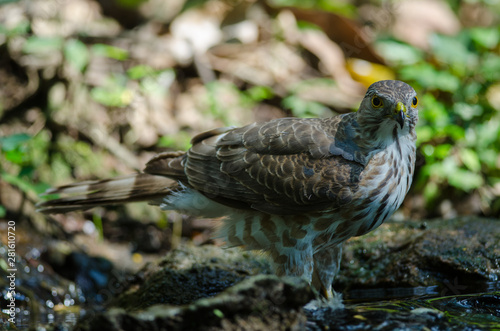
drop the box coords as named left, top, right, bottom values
left=394, top=102, right=407, bottom=129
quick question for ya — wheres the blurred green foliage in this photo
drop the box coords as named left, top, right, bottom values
left=0, top=133, right=51, bottom=208
left=378, top=25, right=500, bottom=212
left=1, top=0, right=499, bottom=217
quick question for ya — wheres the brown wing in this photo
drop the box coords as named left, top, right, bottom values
left=168, top=116, right=366, bottom=215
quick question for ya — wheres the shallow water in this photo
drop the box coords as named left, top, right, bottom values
left=307, top=286, right=500, bottom=330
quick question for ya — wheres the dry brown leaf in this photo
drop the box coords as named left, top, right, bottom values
left=264, top=3, right=385, bottom=64
left=392, top=0, right=460, bottom=50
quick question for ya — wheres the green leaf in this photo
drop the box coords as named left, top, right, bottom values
left=246, top=86, right=274, bottom=102
left=442, top=125, right=465, bottom=141
left=459, top=148, right=481, bottom=172
left=415, top=126, right=433, bottom=146
left=400, top=63, right=460, bottom=92
left=64, top=39, right=89, bottom=72
left=469, top=27, right=499, bottom=49
left=22, top=36, right=63, bottom=54
left=296, top=21, right=322, bottom=31
left=0, top=20, right=30, bottom=37
left=127, top=65, right=155, bottom=80
left=423, top=181, right=439, bottom=203
left=93, top=213, right=104, bottom=241
left=430, top=33, right=475, bottom=68
left=375, top=39, right=423, bottom=65
left=479, top=149, right=497, bottom=169
left=0, top=205, right=5, bottom=218
left=434, top=144, right=452, bottom=160
left=282, top=95, right=326, bottom=118
left=1, top=171, right=40, bottom=194
left=0, top=133, right=31, bottom=152
left=480, top=53, right=500, bottom=81
left=91, top=44, right=129, bottom=61
left=4, top=150, right=24, bottom=164
left=157, top=132, right=192, bottom=150
left=448, top=169, right=483, bottom=191
left=453, top=102, right=483, bottom=121
left=213, top=309, right=224, bottom=318
left=418, top=94, right=450, bottom=129
left=90, top=84, right=133, bottom=107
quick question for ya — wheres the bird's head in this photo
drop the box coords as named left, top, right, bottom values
left=357, top=80, right=419, bottom=136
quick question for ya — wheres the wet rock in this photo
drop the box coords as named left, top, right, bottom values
left=337, top=217, right=500, bottom=298
left=30, top=216, right=498, bottom=330
left=111, top=243, right=272, bottom=309
left=77, top=275, right=315, bottom=331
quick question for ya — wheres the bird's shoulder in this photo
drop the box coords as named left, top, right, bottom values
left=211, top=114, right=366, bottom=163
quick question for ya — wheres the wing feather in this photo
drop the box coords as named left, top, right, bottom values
left=180, top=115, right=367, bottom=215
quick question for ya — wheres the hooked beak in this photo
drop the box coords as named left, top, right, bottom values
left=394, top=102, right=406, bottom=129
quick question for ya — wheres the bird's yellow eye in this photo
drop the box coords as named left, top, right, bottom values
left=411, top=96, right=418, bottom=108
left=371, top=96, right=383, bottom=108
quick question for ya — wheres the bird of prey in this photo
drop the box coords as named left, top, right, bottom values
left=38, top=80, right=419, bottom=299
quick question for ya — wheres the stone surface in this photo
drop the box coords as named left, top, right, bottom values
left=338, top=217, right=500, bottom=298
left=7, top=217, right=498, bottom=329
left=75, top=217, right=500, bottom=330
left=111, top=243, right=272, bottom=309
left=76, top=275, right=315, bottom=331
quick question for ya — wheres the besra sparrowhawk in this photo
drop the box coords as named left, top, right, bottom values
left=38, top=80, right=419, bottom=299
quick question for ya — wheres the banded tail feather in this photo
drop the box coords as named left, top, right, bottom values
left=37, top=151, right=186, bottom=213
left=37, top=173, right=178, bottom=213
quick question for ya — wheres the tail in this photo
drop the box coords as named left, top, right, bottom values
left=36, top=173, right=178, bottom=214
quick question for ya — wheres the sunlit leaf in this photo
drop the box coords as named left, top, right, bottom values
left=448, top=169, right=483, bottom=191
left=400, top=63, right=460, bottom=92
left=434, top=144, right=452, bottom=160
left=459, top=148, right=481, bottom=173
left=127, top=65, right=155, bottom=80
left=442, top=125, right=465, bottom=141
left=90, top=86, right=133, bottom=107
left=375, top=39, right=423, bottom=65
left=91, top=44, right=129, bottom=61
left=469, top=27, right=499, bottom=49
left=430, top=33, right=475, bottom=68
left=22, top=36, right=63, bottom=54
left=4, top=150, right=24, bottom=164
left=157, top=132, right=192, bottom=151
left=282, top=95, right=326, bottom=118
left=423, top=181, right=439, bottom=202
left=93, top=213, right=104, bottom=241
left=415, top=126, right=433, bottom=146
left=0, top=20, right=30, bottom=37
left=246, top=86, right=274, bottom=102
left=453, top=102, right=483, bottom=121
left=418, top=94, right=450, bottom=128
left=64, top=39, right=89, bottom=72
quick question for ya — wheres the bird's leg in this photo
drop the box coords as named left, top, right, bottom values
left=311, top=244, right=343, bottom=300
left=269, top=243, right=315, bottom=285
